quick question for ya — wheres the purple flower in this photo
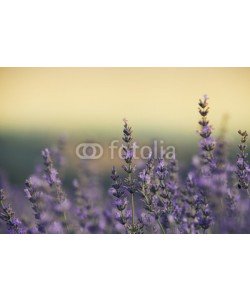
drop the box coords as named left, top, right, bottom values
left=123, top=148, right=134, bottom=164
left=199, top=125, right=213, bottom=139
left=114, top=198, right=128, bottom=211
left=200, top=137, right=216, bottom=152
left=156, top=159, right=167, bottom=180
left=139, top=169, right=151, bottom=185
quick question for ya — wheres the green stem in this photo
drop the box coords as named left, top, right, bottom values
left=131, top=193, right=135, bottom=227
left=63, top=212, right=70, bottom=233
left=129, top=172, right=135, bottom=228
left=157, top=219, right=166, bottom=234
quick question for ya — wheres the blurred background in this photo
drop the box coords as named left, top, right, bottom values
left=1, top=67, right=250, bottom=184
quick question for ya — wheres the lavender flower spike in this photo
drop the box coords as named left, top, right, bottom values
left=0, top=189, right=25, bottom=234
left=41, top=148, right=69, bottom=232
left=122, top=119, right=138, bottom=233
left=42, top=148, right=61, bottom=187
left=110, top=166, right=130, bottom=231
left=138, top=155, right=166, bottom=234
left=236, top=130, right=249, bottom=191
left=24, top=178, right=47, bottom=233
left=198, top=95, right=216, bottom=171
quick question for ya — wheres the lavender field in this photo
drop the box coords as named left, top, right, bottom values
left=0, top=95, right=249, bottom=234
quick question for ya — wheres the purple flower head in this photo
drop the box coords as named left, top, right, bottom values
left=41, top=148, right=54, bottom=174
left=196, top=206, right=212, bottom=231
left=156, top=159, right=167, bottom=180
left=49, top=168, right=60, bottom=185
left=237, top=157, right=245, bottom=170
left=199, top=125, right=213, bottom=139
left=114, top=209, right=131, bottom=226
left=139, top=169, right=151, bottom=185
left=200, top=137, right=216, bottom=152
left=114, top=198, right=128, bottom=211
left=24, top=188, right=31, bottom=199
left=123, top=148, right=134, bottom=164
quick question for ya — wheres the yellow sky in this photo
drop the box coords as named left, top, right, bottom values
left=1, top=68, right=249, bottom=137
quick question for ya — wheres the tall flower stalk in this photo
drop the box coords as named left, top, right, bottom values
left=122, top=119, right=138, bottom=233
left=198, top=94, right=216, bottom=173
left=236, top=130, right=249, bottom=194
left=193, top=95, right=215, bottom=232
left=41, top=148, right=69, bottom=232
left=0, top=189, right=24, bottom=234
left=24, top=178, right=47, bottom=233
left=110, top=166, right=130, bottom=231
left=138, top=155, right=166, bottom=233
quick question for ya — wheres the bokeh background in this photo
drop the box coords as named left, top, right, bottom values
left=1, top=68, right=250, bottom=184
